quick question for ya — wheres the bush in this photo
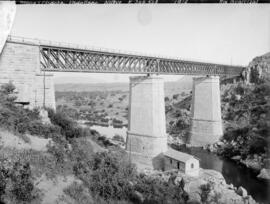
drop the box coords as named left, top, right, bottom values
left=64, top=182, right=93, bottom=204
left=172, top=94, right=179, bottom=100
left=0, top=82, right=17, bottom=107
left=112, top=135, right=125, bottom=143
left=47, top=108, right=92, bottom=140
left=0, top=158, right=39, bottom=203
left=96, top=136, right=114, bottom=147
left=64, top=181, right=134, bottom=204
left=200, top=183, right=212, bottom=203
left=133, top=173, right=188, bottom=204
left=219, top=78, right=270, bottom=159
left=74, top=150, right=188, bottom=204
left=74, top=150, right=136, bottom=201
left=112, top=118, right=122, bottom=124
left=56, top=105, right=80, bottom=120
left=47, top=142, right=67, bottom=164
left=0, top=83, right=41, bottom=135
left=27, top=120, right=61, bottom=139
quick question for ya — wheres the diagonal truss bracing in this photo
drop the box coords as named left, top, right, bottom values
left=40, top=45, right=245, bottom=76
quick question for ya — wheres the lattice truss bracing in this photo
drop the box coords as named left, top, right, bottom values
left=40, top=46, right=244, bottom=76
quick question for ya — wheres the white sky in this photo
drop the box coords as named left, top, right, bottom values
left=10, top=4, right=270, bottom=83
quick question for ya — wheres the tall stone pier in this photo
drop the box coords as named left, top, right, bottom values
left=188, top=76, right=223, bottom=146
left=126, top=75, right=167, bottom=169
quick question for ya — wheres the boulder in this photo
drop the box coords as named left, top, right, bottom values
left=207, top=144, right=217, bottom=153
left=257, top=168, right=270, bottom=180
left=216, top=141, right=224, bottom=147
left=131, top=191, right=144, bottom=203
left=227, top=184, right=234, bottom=190
left=236, top=186, right=248, bottom=197
left=39, top=109, right=51, bottom=124
left=240, top=158, right=262, bottom=171
left=235, top=94, right=241, bottom=101
left=252, top=127, right=258, bottom=132
left=128, top=181, right=134, bottom=187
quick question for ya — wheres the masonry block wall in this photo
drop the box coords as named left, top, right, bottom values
left=188, top=76, right=223, bottom=146
left=0, top=41, right=55, bottom=109
left=126, top=76, right=167, bottom=169
left=35, top=74, right=56, bottom=109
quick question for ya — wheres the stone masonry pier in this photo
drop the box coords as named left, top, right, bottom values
left=188, top=76, right=223, bottom=146
left=126, top=75, right=167, bottom=169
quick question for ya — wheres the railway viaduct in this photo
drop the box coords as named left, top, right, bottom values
left=0, top=35, right=245, bottom=168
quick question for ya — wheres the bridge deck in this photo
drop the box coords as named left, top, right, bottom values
left=7, top=35, right=245, bottom=76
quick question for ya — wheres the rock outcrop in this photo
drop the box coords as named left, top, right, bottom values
left=240, top=155, right=263, bottom=172
left=236, top=186, right=248, bottom=197
left=242, top=52, right=270, bottom=84
left=39, top=109, right=51, bottom=124
left=141, top=168, right=257, bottom=204
left=257, top=168, right=270, bottom=180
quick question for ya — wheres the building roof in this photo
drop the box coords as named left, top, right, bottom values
left=164, top=148, right=197, bottom=162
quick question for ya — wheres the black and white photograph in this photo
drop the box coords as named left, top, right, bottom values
left=0, top=1, right=269, bottom=203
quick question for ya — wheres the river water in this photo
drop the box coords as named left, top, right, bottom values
left=90, top=125, right=127, bottom=140
left=177, top=146, right=270, bottom=204
left=88, top=125, right=269, bottom=203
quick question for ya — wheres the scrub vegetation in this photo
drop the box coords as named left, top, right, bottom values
left=0, top=82, right=189, bottom=204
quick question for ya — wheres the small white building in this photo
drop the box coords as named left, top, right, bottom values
left=164, top=148, right=200, bottom=177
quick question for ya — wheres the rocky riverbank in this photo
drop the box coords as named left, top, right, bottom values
left=205, top=141, right=270, bottom=180
left=141, top=168, right=257, bottom=204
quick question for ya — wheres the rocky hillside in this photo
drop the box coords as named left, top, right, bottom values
left=167, top=52, right=270, bottom=178
left=0, top=81, right=258, bottom=204
left=242, top=52, right=270, bottom=84
left=217, top=52, right=270, bottom=178
left=142, top=168, right=256, bottom=204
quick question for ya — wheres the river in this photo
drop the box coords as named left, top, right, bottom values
left=88, top=125, right=269, bottom=203
left=171, top=146, right=270, bottom=204
left=90, top=125, right=127, bottom=141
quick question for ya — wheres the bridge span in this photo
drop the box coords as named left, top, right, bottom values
left=0, top=35, right=247, bottom=169
left=7, top=35, right=244, bottom=76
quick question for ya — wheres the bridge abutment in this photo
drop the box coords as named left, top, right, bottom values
left=0, top=41, right=56, bottom=109
left=126, top=75, right=167, bottom=169
left=188, top=76, right=223, bottom=146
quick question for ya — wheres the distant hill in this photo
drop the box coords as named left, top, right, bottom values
left=55, top=82, right=129, bottom=92
left=54, top=76, right=108, bottom=84
left=55, top=76, right=193, bottom=96
left=165, top=76, right=193, bottom=96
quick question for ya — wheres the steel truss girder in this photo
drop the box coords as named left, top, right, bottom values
left=40, top=46, right=244, bottom=76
